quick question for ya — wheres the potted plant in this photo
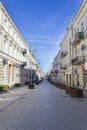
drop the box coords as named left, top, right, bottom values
left=65, top=86, right=70, bottom=94
left=0, top=85, right=9, bottom=91
left=28, top=83, right=34, bottom=89
left=14, top=83, right=20, bottom=87
left=59, top=84, right=66, bottom=89
left=70, top=87, right=83, bottom=98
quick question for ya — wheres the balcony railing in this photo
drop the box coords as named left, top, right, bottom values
left=60, top=65, right=67, bottom=69
left=61, top=51, right=68, bottom=58
left=55, top=70, right=58, bottom=73
left=72, top=32, right=84, bottom=44
left=22, top=48, right=27, bottom=55
left=71, top=56, right=84, bottom=65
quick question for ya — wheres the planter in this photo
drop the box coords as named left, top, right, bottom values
left=60, top=84, right=66, bottom=89
left=0, top=85, right=9, bottom=91
left=25, top=82, right=29, bottom=85
left=14, top=83, right=20, bottom=87
left=70, top=87, right=83, bottom=98
left=36, top=82, right=39, bottom=85
left=65, top=87, right=70, bottom=94
left=56, top=83, right=61, bottom=88
left=28, top=84, right=34, bottom=89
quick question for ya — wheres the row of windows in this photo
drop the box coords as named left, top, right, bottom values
left=0, top=9, right=36, bottom=66
left=3, top=41, right=23, bottom=61
left=0, top=11, right=27, bottom=50
left=4, top=19, right=25, bottom=48
left=71, top=16, right=87, bottom=38
left=0, top=34, right=27, bottom=62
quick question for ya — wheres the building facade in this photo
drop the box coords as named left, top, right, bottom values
left=0, top=2, right=41, bottom=87
left=50, top=0, right=87, bottom=89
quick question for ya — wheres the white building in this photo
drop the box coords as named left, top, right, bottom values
left=0, top=2, right=41, bottom=87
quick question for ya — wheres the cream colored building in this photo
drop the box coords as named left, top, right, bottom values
left=50, top=51, right=61, bottom=83
left=50, top=0, right=87, bottom=89
left=51, top=29, right=71, bottom=86
left=0, top=2, right=41, bottom=87
left=70, top=0, right=87, bottom=88
left=59, top=29, right=71, bottom=86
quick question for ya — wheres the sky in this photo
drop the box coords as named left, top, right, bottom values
left=1, top=0, right=82, bottom=72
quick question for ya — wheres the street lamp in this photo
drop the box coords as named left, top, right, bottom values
left=29, top=50, right=33, bottom=84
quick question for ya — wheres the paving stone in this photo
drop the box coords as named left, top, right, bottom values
left=0, top=80, right=87, bottom=130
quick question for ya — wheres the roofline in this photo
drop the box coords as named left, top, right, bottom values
left=0, top=2, right=29, bottom=48
left=72, top=0, right=85, bottom=25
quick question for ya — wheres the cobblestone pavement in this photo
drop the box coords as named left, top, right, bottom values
left=0, top=80, right=87, bottom=130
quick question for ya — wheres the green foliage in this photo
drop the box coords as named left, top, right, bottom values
left=14, top=83, right=20, bottom=87
left=0, top=85, right=9, bottom=91
left=28, top=83, right=34, bottom=89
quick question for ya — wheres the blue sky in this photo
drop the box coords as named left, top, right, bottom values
left=1, top=0, right=82, bottom=72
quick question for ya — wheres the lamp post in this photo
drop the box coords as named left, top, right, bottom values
left=29, top=51, right=32, bottom=84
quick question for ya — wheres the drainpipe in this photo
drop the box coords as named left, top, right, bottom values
left=81, top=44, right=85, bottom=88
left=76, top=44, right=78, bottom=89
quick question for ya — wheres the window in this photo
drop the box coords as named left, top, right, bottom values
left=71, top=28, right=73, bottom=38
left=10, top=26, right=13, bottom=37
left=77, top=28, right=79, bottom=33
left=5, top=19, right=8, bottom=32
left=73, top=28, right=76, bottom=39
left=0, top=11, right=1, bottom=25
left=14, top=49, right=16, bottom=58
left=9, top=44, right=13, bottom=57
left=17, top=36, right=19, bottom=45
left=86, top=16, right=87, bottom=29
left=16, top=50, right=18, bottom=60
left=4, top=41, right=8, bottom=54
left=14, top=32, right=17, bottom=41
left=0, top=35, right=1, bottom=50
left=81, top=22, right=84, bottom=32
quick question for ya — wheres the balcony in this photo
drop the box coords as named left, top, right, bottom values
left=55, top=70, right=58, bottom=73
left=72, top=32, right=84, bottom=44
left=21, top=62, right=27, bottom=66
left=22, top=48, right=27, bottom=55
left=60, top=65, right=67, bottom=69
left=71, top=56, right=84, bottom=65
left=61, top=51, right=68, bottom=58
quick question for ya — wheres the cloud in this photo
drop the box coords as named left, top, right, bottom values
left=29, top=39, right=58, bottom=45
left=27, top=34, right=64, bottom=47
